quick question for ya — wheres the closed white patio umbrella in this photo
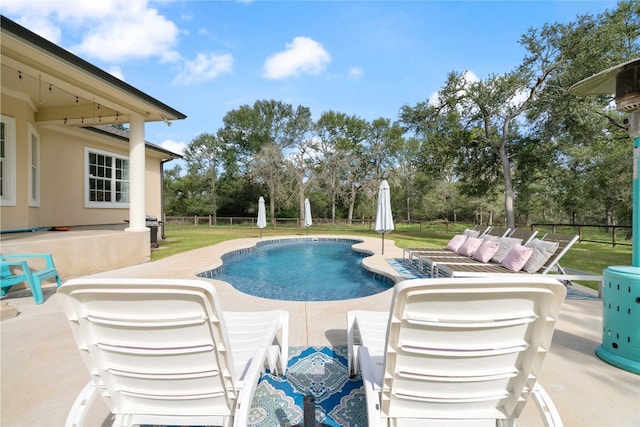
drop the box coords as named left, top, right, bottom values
left=304, top=198, right=312, bottom=235
left=375, top=179, right=394, bottom=254
left=257, top=196, right=267, bottom=238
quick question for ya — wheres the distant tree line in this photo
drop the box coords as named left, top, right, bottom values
left=164, top=1, right=639, bottom=228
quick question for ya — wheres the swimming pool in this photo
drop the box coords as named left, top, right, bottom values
left=201, top=239, right=392, bottom=301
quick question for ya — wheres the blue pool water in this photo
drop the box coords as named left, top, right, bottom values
left=211, top=240, right=391, bottom=301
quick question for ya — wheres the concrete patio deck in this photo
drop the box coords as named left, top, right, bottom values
left=1, top=235, right=638, bottom=426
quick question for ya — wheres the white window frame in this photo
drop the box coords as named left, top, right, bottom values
left=28, top=123, right=40, bottom=207
left=84, top=146, right=130, bottom=208
left=0, top=115, right=17, bottom=206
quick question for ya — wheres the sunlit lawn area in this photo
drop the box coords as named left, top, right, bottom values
left=154, top=222, right=632, bottom=291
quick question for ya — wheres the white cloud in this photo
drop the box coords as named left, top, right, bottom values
left=429, top=70, right=480, bottom=106
left=462, top=70, right=479, bottom=84
left=172, top=52, right=234, bottom=86
left=12, top=15, right=62, bottom=43
left=428, top=91, right=439, bottom=106
left=73, top=7, right=180, bottom=63
left=107, top=66, right=124, bottom=80
left=348, top=66, right=363, bottom=79
left=160, top=139, right=187, bottom=156
left=2, top=0, right=181, bottom=63
left=263, top=36, right=331, bottom=80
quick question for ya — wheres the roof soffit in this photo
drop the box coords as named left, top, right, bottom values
left=1, top=17, right=186, bottom=126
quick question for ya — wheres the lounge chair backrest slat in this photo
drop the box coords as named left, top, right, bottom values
left=539, top=234, right=580, bottom=274
left=380, top=278, right=566, bottom=423
left=59, top=279, right=237, bottom=419
left=485, top=227, right=511, bottom=238
left=508, top=229, right=538, bottom=245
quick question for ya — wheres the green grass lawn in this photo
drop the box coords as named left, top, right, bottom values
left=154, top=222, right=632, bottom=291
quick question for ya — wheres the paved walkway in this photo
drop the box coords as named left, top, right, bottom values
left=1, top=235, right=638, bottom=426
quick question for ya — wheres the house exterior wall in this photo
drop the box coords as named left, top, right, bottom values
left=1, top=93, right=32, bottom=229
left=1, top=92, right=169, bottom=231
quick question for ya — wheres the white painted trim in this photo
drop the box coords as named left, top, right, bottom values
left=84, top=146, right=130, bottom=209
left=28, top=122, right=40, bottom=206
left=0, top=115, right=17, bottom=206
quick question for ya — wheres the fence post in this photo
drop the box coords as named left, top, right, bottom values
left=613, top=226, right=617, bottom=247
left=195, top=215, right=198, bottom=227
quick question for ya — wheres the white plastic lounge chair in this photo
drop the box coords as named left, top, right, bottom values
left=347, top=277, right=566, bottom=427
left=58, top=278, right=288, bottom=427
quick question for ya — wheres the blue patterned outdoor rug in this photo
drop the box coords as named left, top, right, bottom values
left=249, top=346, right=366, bottom=427
left=387, top=258, right=601, bottom=300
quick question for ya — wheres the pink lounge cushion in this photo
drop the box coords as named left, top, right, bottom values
left=491, top=237, right=523, bottom=263
left=523, top=238, right=560, bottom=273
left=501, top=245, right=534, bottom=272
left=472, top=240, right=500, bottom=262
left=445, top=235, right=467, bottom=252
left=456, top=237, right=483, bottom=257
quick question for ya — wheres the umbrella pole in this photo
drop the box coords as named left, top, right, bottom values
left=382, top=233, right=385, bottom=255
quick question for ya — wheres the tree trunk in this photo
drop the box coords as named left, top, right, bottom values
left=331, top=191, right=337, bottom=224
left=299, top=185, right=305, bottom=228
left=269, top=184, right=276, bottom=226
left=347, top=183, right=356, bottom=225
left=210, top=174, right=217, bottom=225
left=498, top=144, right=516, bottom=229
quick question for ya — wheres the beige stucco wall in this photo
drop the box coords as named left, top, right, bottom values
left=1, top=92, right=170, bottom=231
left=0, top=230, right=151, bottom=278
left=1, top=93, right=33, bottom=229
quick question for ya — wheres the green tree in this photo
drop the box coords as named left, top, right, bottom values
left=218, top=100, right=312, bottom=223
left=315, top=110, right=351, bottom=223
left=529, top=1, right=639, bottom=223
left=182, top=133, right=226, bottom=222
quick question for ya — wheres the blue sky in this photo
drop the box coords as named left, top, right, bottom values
left=2, top=0, right=618, bottom=157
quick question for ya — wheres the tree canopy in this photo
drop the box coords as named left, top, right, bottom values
left=165, top=1, right=639, bottom=228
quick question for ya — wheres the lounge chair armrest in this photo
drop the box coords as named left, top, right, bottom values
left=65, top=381, right=100, bottom=427
left=347, top=311, right=357, bottom=375
left=530, top=383, right=563, bottom=427
left=234, top=346, right=268, bottom=427
left=357, top=346, right=382, bottom=427
left=277, top=310, right=289, bottom=376
left=1, top=260, right=31, bottom=269
left=2, top=254, right=57, bottom=268
left=3, top=253, right=54, bottom=260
